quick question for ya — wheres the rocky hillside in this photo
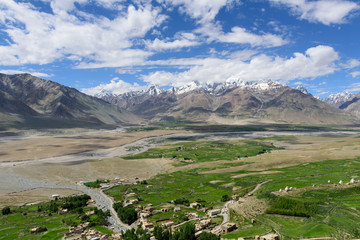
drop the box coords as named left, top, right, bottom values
left=339, top=93, right=360, bottom=118
left=323, top=91, right=355, bottom=108
left=97, top=80, right=355, bottom=124
left=0, top=74, right=139, bottom=129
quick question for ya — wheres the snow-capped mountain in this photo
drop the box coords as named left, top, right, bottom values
left=95, top=90, right=115, bottom=98
left=95, top=79, right=285, bottom=99
left=295, top=86, right=310, bottom=95
left=146, top=85, right=164, bottom=96
left=171, top=81, right=202, bottom=95
left=170, top=79, right=283, bottom=95
left=323, top=91, right=355, bottom=108
left=95, top=79, right=355, bottom=124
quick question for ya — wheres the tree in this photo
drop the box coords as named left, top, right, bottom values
left=177, top=222, right=195, bottom=240
left=221, top=194, right=231, bottom=202
left=48, top=202, right=58, bottom=213
left=2, top=207, right=10, bottom=215
left=122, top=228, right=150, bottom=240
left=198, top=232, right=220, bottom=240
left=117, top=206, right=137, bottom=224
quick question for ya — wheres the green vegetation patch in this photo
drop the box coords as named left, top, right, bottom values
left=106, top=170, right=233, bottom=208
left=123, top=140, right=280, bottom=165
left=84, top=179, right=109, bottom=188
left=0, top=195, right=110, bottom=240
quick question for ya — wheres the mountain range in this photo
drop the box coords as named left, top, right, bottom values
left=0, top=74, right=139, bottom=129
left=0, top=74, right=359, bottom=129
left=323, top=92, right=356, bottom=108
left=339, top=92, right=360, bottom=118
left=98, top=80, right=357, bottom=125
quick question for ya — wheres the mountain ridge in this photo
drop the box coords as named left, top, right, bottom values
left=0, top=73, right=140, bottom=129
left=97, top=80, right=356, bottom=124
left=323, top=91, right=356, bottom=108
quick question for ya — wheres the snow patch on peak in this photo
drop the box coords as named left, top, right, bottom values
left=95, top=90, right=115, bottom=98
left=323, top=91, right=355, bottom=108
left=173, top=81, right=202, bottom=95
left=295, top=86, right=310, bottom=95
left=146, top=85, right=164, bottom=96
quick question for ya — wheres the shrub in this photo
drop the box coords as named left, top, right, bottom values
left=221, top=194, right=231, bottom=202
left=2, top=207, right=10, bottom=215
left=174, top=197, right=189, bottom=206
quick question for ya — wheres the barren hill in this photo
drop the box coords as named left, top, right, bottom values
left=0, top=73, right=140, bottom=129
left=99, top=81, right=356, bottom=125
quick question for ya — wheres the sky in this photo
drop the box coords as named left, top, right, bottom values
left=0, top=0, right=359, bottom=98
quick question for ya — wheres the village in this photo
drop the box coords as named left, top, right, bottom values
left=59, top=174, right=360, bottom=240
left=61, top=177, right=281, bottom=240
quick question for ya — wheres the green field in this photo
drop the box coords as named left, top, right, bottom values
left=123, top=140, right=280, bottom=165
left=0, top=196, right=111, bottom=240
left=109, top=136, right=360, bottom=239
left=222, top=158, right=360, bottom=239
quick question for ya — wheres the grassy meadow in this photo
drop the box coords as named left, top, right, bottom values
left=123, top=140, right=280, bottom=165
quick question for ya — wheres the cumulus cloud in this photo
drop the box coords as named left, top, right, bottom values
left=82, top=77, right=147, bottom=96
left=270, top=0, right=359, bottom=25
left=142, top=45, right=339, bottom=87
left=157, top=0, right=238, bottom=23
left=0, top=1, right=165, bottom=67
left=218, top=27, right=288, bottom=47
left=154, top=0, right=288, bottom=49
left=0, top=69, right=51, bottom=78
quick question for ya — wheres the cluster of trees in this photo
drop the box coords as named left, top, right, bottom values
left=122, top=223, right=219, bottom=240
left=37, top=201, right=58, bottom=213
left=81, top=208, right=110, bottom=226
left=113, top=202, right=137, bottom=225
left=84, top=179, right=109, bottom=188
left=173, top=198, right=189, bottom=206
left=62, top=194, right=91, bottom=211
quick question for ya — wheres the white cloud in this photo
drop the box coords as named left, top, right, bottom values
left=82, top=77, right=147, bottom=96
left=157, top=0, right=238, bottom=23
left=342, top=59, right=360, bottom=69
left=351, top=71, right=360, bottom=78
left=141, top=45, right=339, bottom=87
left=193, top=20, right=287, bottom=48
left=270, top=0, right=359, bottom=25
left=0, top=69, right=51, bottom=78
left=0, top=1, right=165, bottom=67
left=218, top=27, right=288, bottom=47
left=49, top=0, right=88, bottom=14
left=154, top=0, right=287, bottom=49
left=145, top=32, right=200, bottom=51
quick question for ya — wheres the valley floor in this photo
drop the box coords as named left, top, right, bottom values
left=1, top=125, right=360, bottom=239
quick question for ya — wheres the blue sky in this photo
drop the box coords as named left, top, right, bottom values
left=0, top=0, right=359, bottom=97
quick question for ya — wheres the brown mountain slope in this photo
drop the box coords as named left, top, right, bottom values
left=101, top=84, right=356, bottom=125
left=0, top=73, right=140, bottom=128
left=259, top=88, right=353, bottom=124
